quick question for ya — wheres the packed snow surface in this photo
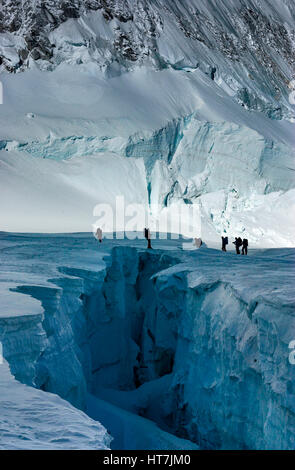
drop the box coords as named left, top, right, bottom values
left=0, top=232, right=294, bottom=449
left=0, top=360, right=111, bottom=450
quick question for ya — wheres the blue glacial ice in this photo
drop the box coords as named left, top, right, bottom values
left=0, top=232, right=294, bottom=449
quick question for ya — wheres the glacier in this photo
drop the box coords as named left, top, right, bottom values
left=0, top=232, right=294, bottom=449
left=0, top=0, right=295, bottom=451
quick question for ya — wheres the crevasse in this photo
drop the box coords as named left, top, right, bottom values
left=1, top=246, right=294, bottom=449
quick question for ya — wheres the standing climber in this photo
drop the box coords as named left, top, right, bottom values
left=237, top=237, right=243, bottom=252
left=233, top=237, right=242, bottom=254
left=194, top=237, right=203, bottom=249
left=144, top=228, right=152, bottom=249
left=221, top=236, right=228, bottom=252
left=96, top=227, right=103, bottom=243
left=242, top=238, right=248, bottom=255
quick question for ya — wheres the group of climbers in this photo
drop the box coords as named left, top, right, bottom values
left=95, top=227, right=248, bottom=255
left=222, top=236, right=248, bottom=255
left=232, top=237, right=248, bottom=255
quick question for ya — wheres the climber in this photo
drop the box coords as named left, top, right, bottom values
left=221, top=236, right=228, bottom=252
left=194, top=237, right=203, bottom=249
left=95, top=227, right=103, bottom=243
left=242, top=238, right=248, bottom=255
left=238, top=237, right=243, bottom=251
left=144, top=228, right=152, bottom=249
left=233, top=237, right=242, bottom=254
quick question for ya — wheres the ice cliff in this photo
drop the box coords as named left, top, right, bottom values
left=1, top=234, right=294, bottom=449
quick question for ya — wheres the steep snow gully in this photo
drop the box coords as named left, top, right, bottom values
left=1, top=243, right=295, bottom=450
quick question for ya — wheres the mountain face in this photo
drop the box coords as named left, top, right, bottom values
left=0, top=0, right=294, bottom=244
left=1, top=0, right=295, bottom=118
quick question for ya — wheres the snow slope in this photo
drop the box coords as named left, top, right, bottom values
left=0, top=1, right=294, bottom=244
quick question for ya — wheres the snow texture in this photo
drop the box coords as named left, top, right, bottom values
left=0, top=360, right=111, bottom=449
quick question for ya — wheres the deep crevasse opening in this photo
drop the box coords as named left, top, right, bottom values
left=1, top=245, right=295, bottom=449
left=1, top=246, right=197, bottom=449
